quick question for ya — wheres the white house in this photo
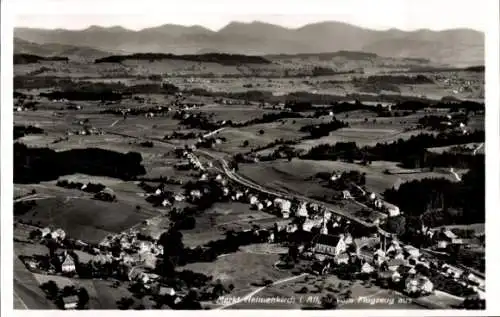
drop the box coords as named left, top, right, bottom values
left=257, top=203, right=264, bottom=211
left=249, top=196, right=259, bottom=206
left=51, top=228, right=66, bottom=241
left=41, top=227, right=51, bottom=238
left=342, top=190, right=352, bottom=199
left=383, top=202, right=400, bottom=217
left=62, top=295, right=79, bottom=310
left=405, top=275, right=434, bottom=295
left=296, top=202, right=309, bottom=217
left=61, top=253, right=76, bottom=273
left=334, top=253, right=350, bottom=265
left=369, top=192, right=377, bottom=201
left=361, top=262, right=375, bottom=274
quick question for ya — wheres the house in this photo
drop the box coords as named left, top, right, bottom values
left=403, top=245, right=420, bottom=258
left=382, top=202, right=400, bottom=217
left=51, top=228, right=66, bottom=241
left=404, top=275, right=434, bottom=295
left=302, top=219, right=322, bottom=232
left=62, top=295, right=79, bottom=310
left=41, top=227, right=51, bottom=238
left=361, top=262, right=375, bottom=274
left=61, top=253, right=76, bottom=273
left=128, top=267, right=150, bottom=283
left=256, top=203, right=264, bottom=211
left=386, top=258, right=406, bottom=271
left=334, top=253, right=350, bottom=265
left=313, top=234, right=347, bottom=258
left=342, top=190, right=352, bottom=199
left=249, top=196, right=258, bottom=205
left=135, top=241, right=154, bottom=254
left=442, top=264, right=462, bottom=279
left=391, top=271, right=402, bottom=283
left=296, top=202, right=309, bottom=217
left=158, top=287, right=176, bottom=297
left=174, top=194, right=186, bottom=202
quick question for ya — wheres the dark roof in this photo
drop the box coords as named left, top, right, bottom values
left=63, top=295, right=79, bottom=304
left=314, top=234, right=341, bottom=247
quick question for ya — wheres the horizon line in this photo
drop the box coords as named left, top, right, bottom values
left=13, top=20, right=485, bottom=33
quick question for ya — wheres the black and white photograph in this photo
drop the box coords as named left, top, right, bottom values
left=2, top=0, right=499, bottom=313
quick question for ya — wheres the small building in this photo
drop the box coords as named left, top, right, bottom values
left=51, top=228, right=66, bottom=241
left=342, top=190, right=352, bottom=199
left=386, top=258, right=406, bottom=271
left=296, top=202, right=309, bottom=217
left=361, top=262, right=375, bottom=274
left=62, top=295, right=79, bottom=310
left=313, top=234, right=347, bottom=258
left=405, top=275, right=434, bottom=295
left=41, top=227, right=51, bottom=238
left=61, top=253, right=76, bottom=273
left=249, top=196, right=258, bottom=206
left=334, top=253, right=350, bottom=265
left=158, top=287, right=176, bottom=297
left=382, top=202, right=400, bottom=217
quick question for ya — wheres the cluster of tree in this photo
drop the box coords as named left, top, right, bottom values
left=14, top=143, right=146, bottom=183
left=139, top=141, right=154, bottom=148
left=232, top=111, right=304, bottom=128
left=14, top=125, right=44, bottom=139
left=173, top=112, right=221, bottom=131
left=164, top=131, right=200, bottom=140
left=14, top=76, right=74, bottom=89
left=356, top=75, right=434, bottom=85
left=56, top=180, right=105, bottom=193
left=299, top=117, right=349, bottom=138
left=302, top=130, right=484, bottom=168
left=40, top=281, right=89, bottom=309
left=258, top=144, right=301, bottom=162
left=40, top=89, right=123, bottom=101
left=383, top=160, right=484, bottom=232
left=14, top=54, right=68, bottom=65
left=418, top=115, right=455, bottom=130
left=95, top=53, right=271, bottom=65
left=245, top=138, right=299, bottom=155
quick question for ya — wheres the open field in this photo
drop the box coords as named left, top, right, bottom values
left=239, top=159, right=463, bottom=196
left=182, top=202, right=278, bottom=247
left=15, top=196, right=157, bottom=243
left=180, top=251, right=289, bottom=292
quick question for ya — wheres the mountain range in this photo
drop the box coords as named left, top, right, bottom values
left=14, top=21, right=484, bottom=66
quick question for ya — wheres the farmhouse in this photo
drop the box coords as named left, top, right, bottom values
left=312, top=234, right=347, bottom=259
left=51, top=228, right=66, bottom=241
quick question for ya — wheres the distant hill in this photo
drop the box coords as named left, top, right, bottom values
left=14, top=38, right=111, bottom=60
left=14, top=21, right=484, bottom=66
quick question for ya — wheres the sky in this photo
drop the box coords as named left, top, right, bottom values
left=13, top=0, right=487, bottom=32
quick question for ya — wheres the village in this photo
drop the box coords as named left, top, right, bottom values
left=15, top=145, right=485, bottom=310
